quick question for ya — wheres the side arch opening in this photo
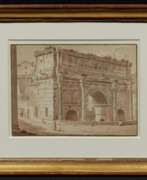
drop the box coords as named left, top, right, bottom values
left=65, top=110, right=78, bottom=121
left=117, top=109, right=125, bottom=121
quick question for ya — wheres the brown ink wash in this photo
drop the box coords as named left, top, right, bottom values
left=11, top=44, right=137, bottom=136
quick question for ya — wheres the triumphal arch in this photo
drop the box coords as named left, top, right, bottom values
left=34, top=46, right=134, bottom=124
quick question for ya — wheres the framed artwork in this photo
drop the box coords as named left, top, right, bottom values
left=12, top=43, right=137, bottom=136
left=0, top=2, right=147, bottom=175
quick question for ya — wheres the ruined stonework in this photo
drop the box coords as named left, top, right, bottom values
left=12, top=44, right=137, bottom=136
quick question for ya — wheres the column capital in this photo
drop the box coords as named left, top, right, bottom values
left=80, top=79, right=83, bottom=84
left=112, top=80, right=118, bottom=91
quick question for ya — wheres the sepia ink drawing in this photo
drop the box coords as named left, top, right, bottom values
left=11, top=44, right=137, bottom=136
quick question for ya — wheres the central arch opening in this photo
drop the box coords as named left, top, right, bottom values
left=90, top=91, right=107, bottom=105
left=65, top=110, right=78, bottom=121
left=88, top=90, right=108, bottom=122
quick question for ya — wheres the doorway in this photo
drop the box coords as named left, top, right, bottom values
left=117, top=109, right=125, bottom=121
left=65, top=110, right=78, bottom=121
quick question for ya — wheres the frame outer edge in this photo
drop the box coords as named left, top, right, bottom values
left=0, top=5, right=147, bottom=20
left=0, top=3, right=146, bottom=174
left=0, top=161, right=147, bottom=175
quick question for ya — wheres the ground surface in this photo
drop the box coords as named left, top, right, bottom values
left=13, top=120, right=137, bottom=136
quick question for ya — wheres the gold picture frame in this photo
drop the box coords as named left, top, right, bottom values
left=0, top=3, right=147, bottom=175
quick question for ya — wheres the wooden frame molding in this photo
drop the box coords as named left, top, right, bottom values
left=0, top=3, right=147, bottom=174
left=0, top=4, right=147, bottom=21
left=0, top=159, right=147, bottom=175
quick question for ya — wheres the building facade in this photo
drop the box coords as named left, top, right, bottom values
left=35, top=46, right=134, bottom=123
